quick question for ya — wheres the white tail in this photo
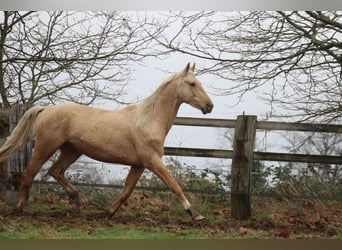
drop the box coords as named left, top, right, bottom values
left=0, top=106, right=46, bottom=162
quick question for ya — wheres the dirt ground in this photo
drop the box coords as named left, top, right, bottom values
left=0, top=191, right=341, bottom=239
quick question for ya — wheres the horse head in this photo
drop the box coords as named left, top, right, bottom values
left=177, top=63, right=214, bottom=114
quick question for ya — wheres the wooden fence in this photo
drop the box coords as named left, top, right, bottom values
left=2, top=105, right=342, bottom=220
left=166, top=115, right=342, bottom=219
left=4, top=105, right=32, bottom=205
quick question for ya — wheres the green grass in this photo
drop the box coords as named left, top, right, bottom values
left=0, top=221, right=206, bottom=239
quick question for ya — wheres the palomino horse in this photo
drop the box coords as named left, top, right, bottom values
left=0, top=63, right=213, bottom=220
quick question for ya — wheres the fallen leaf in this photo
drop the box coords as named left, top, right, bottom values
left=238, top=226, right=248, bottom=235
left=211, top=208, right=228, bottom=216
left=4, top=225, right=16, bottom=232
left=210, top=230, right=220, bottom=238
left=274, top=229, right=290, bottom=238
left=148, top=197, right=163, bottom=207
left=79, top=198, right=87, bottom=208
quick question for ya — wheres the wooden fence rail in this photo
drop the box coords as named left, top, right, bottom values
left=166, top=116, right=342, bottom=165
left=173, top=117, right=342, bottom=133
left=164, top=147, right=342, bottom=165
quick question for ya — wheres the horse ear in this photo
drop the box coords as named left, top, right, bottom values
left=182, top=63, right=191, bottom=75
left=191, top=63, right=195, bottom=72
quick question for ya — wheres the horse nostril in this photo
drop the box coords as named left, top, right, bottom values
left=201, top=102, right=214, bottom=114
left=206, top=103, right=213, bottom=113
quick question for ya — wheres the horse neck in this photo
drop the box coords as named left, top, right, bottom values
left=154, top=81, right=181, bottom=134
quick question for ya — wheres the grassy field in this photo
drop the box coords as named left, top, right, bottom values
left=0, top=219, right=206, bottom=239
left=1, top=189, right=341, bottom=239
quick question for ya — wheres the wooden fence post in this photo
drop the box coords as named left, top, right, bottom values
left=231, top=115, right=257, bottom=220
left=5, top=104, right=33, bottom=206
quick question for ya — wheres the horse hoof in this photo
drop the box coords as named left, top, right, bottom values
left=187, top=207, right=204, bottom=221
left=70, top=203, right=81, bottom=212
left=72, top=207, right=81, bottom=214
left=193, top=214, right=205, bottom=221
left=105, top=208, right=115, bottom=217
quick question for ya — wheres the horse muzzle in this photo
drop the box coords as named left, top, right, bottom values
left=202, top=102, right=214, bottom=114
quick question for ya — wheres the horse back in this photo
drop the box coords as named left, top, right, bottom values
left=34, top=103, right=141, bottom=165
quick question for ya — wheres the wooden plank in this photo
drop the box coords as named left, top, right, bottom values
left=174, top=117, right=342, bottom=133
left=8, top=104, right=33, bottom=174
left=0, top=108, right=10, bottom=137
left=164, top=147, right=233, bottom=159
left=174, top=117, right=236, bottom=128
left=0, top=109, right=10, bottom=120
left=6, top=104, right=32, bottom=206
left=257, top=120, right=342, bottom=133
left=231, top=115, right=257, bottom=220
left=254, top=152, right=342, bottom=165
left=164, top=147, right=341, bottom=165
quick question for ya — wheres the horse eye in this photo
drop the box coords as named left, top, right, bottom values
left=190, top=82, right=196, bottom=87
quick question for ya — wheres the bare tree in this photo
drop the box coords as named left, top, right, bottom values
left=146, top=11, right=342, bottom=122
left=0, top=11, right=159, bottom=107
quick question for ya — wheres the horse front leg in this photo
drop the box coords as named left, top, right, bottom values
left=146, top=157, right=204, bottom=221
left=107, top=166, right=144, bottom=216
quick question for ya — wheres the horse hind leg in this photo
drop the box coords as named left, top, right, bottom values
left=16, top=144, right=57, bottom=211
left=48, top=144, right=81, bottom=210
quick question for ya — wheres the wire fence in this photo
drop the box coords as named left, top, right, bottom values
left=32, top=178, right=342, bottom=203
left=32, top=153, right=342, bottom=204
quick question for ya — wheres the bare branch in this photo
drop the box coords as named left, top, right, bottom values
left=149, top=11, right=342, bottom=122
left=0, top=11, right=162, bottom=107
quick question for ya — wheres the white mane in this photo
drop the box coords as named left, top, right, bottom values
left=135, top=73, right=179, bottom=128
